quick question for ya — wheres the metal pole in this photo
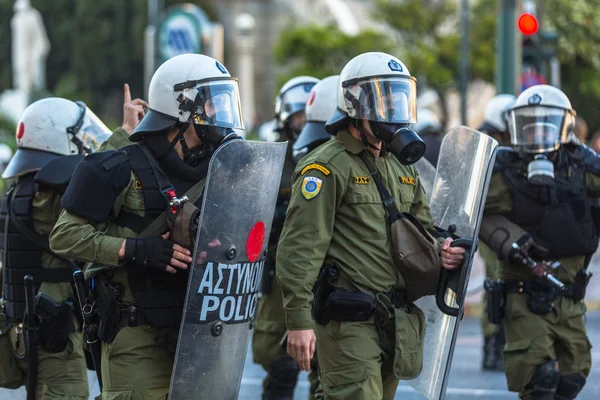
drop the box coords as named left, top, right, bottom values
left=459, top=0, right=469, bottom=125
left=495, top=0, right=520, bottom=95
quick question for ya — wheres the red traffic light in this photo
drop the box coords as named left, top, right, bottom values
left=518, top=13, right=539, bottom=36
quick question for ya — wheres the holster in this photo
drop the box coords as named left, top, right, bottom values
left=311, top=265, right=339, bottom=325
left=483, top=278, right=505, bottom=325
left=35, top=294, right=75, bottom=353
left=95, top=277, right=124, bottom=343
left=312, top=265, right=376, bottom=325
left=505, top=279, right=557, bottom=316
left=571, top=269, right=592, bottom=303
left=167, top=201, right=200, bottom=249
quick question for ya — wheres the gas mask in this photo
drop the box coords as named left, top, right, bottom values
left=368, top=121, right=426, bottom=165
left=527, top=154, right=555, bottom=186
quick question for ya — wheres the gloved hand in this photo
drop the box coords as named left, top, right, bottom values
left=123, top=233, right=192, bottom=273
left=510, top=234, right=549, bottom=262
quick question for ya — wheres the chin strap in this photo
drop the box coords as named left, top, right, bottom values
left=355, top=120, right=381, bottom=152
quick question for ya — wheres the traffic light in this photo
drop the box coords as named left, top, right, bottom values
left=517, top=13, right=539, bottom=36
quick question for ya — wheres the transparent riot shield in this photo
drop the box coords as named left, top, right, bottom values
left=168, top=139, right=287, bottom=400
left=414, top=157, right=436, bottom=200
left=406, top=127, right=498, bottom=400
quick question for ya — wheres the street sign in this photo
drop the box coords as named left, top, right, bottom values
left=158, top=4, right=210, bottom=62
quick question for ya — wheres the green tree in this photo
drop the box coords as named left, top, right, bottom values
left=545, top=0, right=600, bottom=135
left=0, top=0, right=217, bottom=127
left=273, top=24, right=395, bottom=91
left=373, top=0, right=496, bottom=126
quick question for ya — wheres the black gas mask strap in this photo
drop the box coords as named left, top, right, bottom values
left=138, top=144, right=178, bottom=201
left=67, top=101, right=92, bottom=155
left=354, top=120, right=381, bottom=152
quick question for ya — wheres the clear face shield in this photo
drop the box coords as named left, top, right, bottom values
left=68, top=102, right=112, bottom=155
left=176, top=78, right=245, bottom=130
left=80, top=107, right=112, bottom=152
left=508, top=105, right=575, bottom=185
left=344, top=76, right=417, bottom=124
left=275, top=83, right=315, bottom=126
left=343, top=76, right=424, bottom=165
left=508, top=105, right=574, bottom=153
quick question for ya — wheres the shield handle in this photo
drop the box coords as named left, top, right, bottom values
left=436, top=238, right=474, bottom=317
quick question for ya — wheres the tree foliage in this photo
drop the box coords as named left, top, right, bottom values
left=273, top=24, right=395, bottom=91
left=0, top=0, right=217, bottom=127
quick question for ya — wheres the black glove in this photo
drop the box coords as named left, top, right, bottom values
left=509, top=234, right=549, bottom=262
left=124, top=236, right=175, bottom=271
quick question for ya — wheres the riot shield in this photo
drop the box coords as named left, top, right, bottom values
left=407, top=127, right=498, bottom=400
left=414, top=157, right=436, bottom=200
left=168, top=139, right=287, bottom=400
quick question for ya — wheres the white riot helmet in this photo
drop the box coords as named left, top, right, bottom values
left=325, top=52, right=423, bottom=165
left=507, top=85, right=575, bottom=154
left=481, top=94, right=516, bottom=134
left=2, top=98, right=111, bottom=179
left=131, top=54, right=244, bottom=148
left=274, top=76, right=319, bottom=138
left=292, top=76, right=339, bottom=163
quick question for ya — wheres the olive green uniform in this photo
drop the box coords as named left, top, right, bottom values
left=3, top=128, right=130, bottom=399
left=253, top=142, right=322, bottom=398
left=277, top=131, right=434, bottom=399
left=50, top=137, right=181, bottom=399
left=485, top=172, right=599, bottom=398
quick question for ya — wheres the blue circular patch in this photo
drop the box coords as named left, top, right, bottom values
left=216, top=61, right=228, bottom=74
left=528, top=94, right=542, bottom=105
left=305, top=181, right=317, bottom=192
left=388, top=60, right=403, bottom=72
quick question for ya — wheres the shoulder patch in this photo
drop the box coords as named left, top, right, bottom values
left=354, top=176, right=370, bottom=185
left=400, top=176, right=415, bottom=185
left=301, top=163, right=331, bottom=176
left=301, top=177, right=322, bottom=200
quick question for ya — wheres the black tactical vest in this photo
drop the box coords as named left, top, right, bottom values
left=109, top=145, right=190, bottom=330
left=496, top=148, right=599, bottom=259
left=0, top=177, right=73, bottom=324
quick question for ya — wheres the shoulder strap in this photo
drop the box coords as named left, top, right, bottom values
left=139, top=176, right=207, bottom=238
left=357, top=152, right=401, bottom=222
left=138, top=144, right=176, bottom=197
left=8, top=182, right=79, bottom=272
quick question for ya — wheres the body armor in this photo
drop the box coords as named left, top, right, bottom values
left=495, top=146, right=600, bottom=259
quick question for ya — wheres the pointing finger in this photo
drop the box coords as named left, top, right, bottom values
left=124, top=83, right=132, bottom=104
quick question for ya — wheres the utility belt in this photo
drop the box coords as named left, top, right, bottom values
left=485, top=271, right=591, bottom=322
left=311, top=264, right=406, bottom=326
left=93, top=275, right=149, bottom=343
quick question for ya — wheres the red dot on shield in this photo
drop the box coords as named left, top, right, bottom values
left=16, top=122, right=24, bottom=140
left=246, top=221, right=265, bottom=263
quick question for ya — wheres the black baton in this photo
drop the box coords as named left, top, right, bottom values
left=73, top=271, right=103, bottom=391
left=23, top=275, right=38, bottom=400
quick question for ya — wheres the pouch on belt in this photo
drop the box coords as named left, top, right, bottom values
left=374, top=293, right=426, bottom=380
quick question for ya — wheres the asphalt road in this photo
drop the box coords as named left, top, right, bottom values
left=2, top=312, right=599, bottom=399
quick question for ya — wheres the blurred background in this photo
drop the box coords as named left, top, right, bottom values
left=0, top=0, right=599, bottom=145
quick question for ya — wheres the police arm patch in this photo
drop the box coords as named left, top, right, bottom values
left=301, top=177, right=323, bottom=200
left=301, top=163, right=331, bottom=176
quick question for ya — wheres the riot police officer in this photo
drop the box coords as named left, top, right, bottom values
left=477, top=94, right=516, bottom=371
left=276, top=52, right=464, bottom=399
left=480, top=85, right=597, bottom=399
left=49, top=54, right=244, bottom=398
left=0, top=93, right=135, bottom=399
left=253, top=75, right=319, bottom=400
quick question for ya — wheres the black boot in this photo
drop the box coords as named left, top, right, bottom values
left=482, top=335, right=498, bottom=370
left=493, top=328, right=506, bottom=371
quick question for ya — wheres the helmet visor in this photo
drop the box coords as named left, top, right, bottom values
left=509, top=106, right=574, bottom=153
left=180, top=79, right=244, bottom=130
left=343, top=76, right=417, bottom=124
left=80, top=107, right=112, bottom=152
left=275, top=83, right=316, bottom=123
